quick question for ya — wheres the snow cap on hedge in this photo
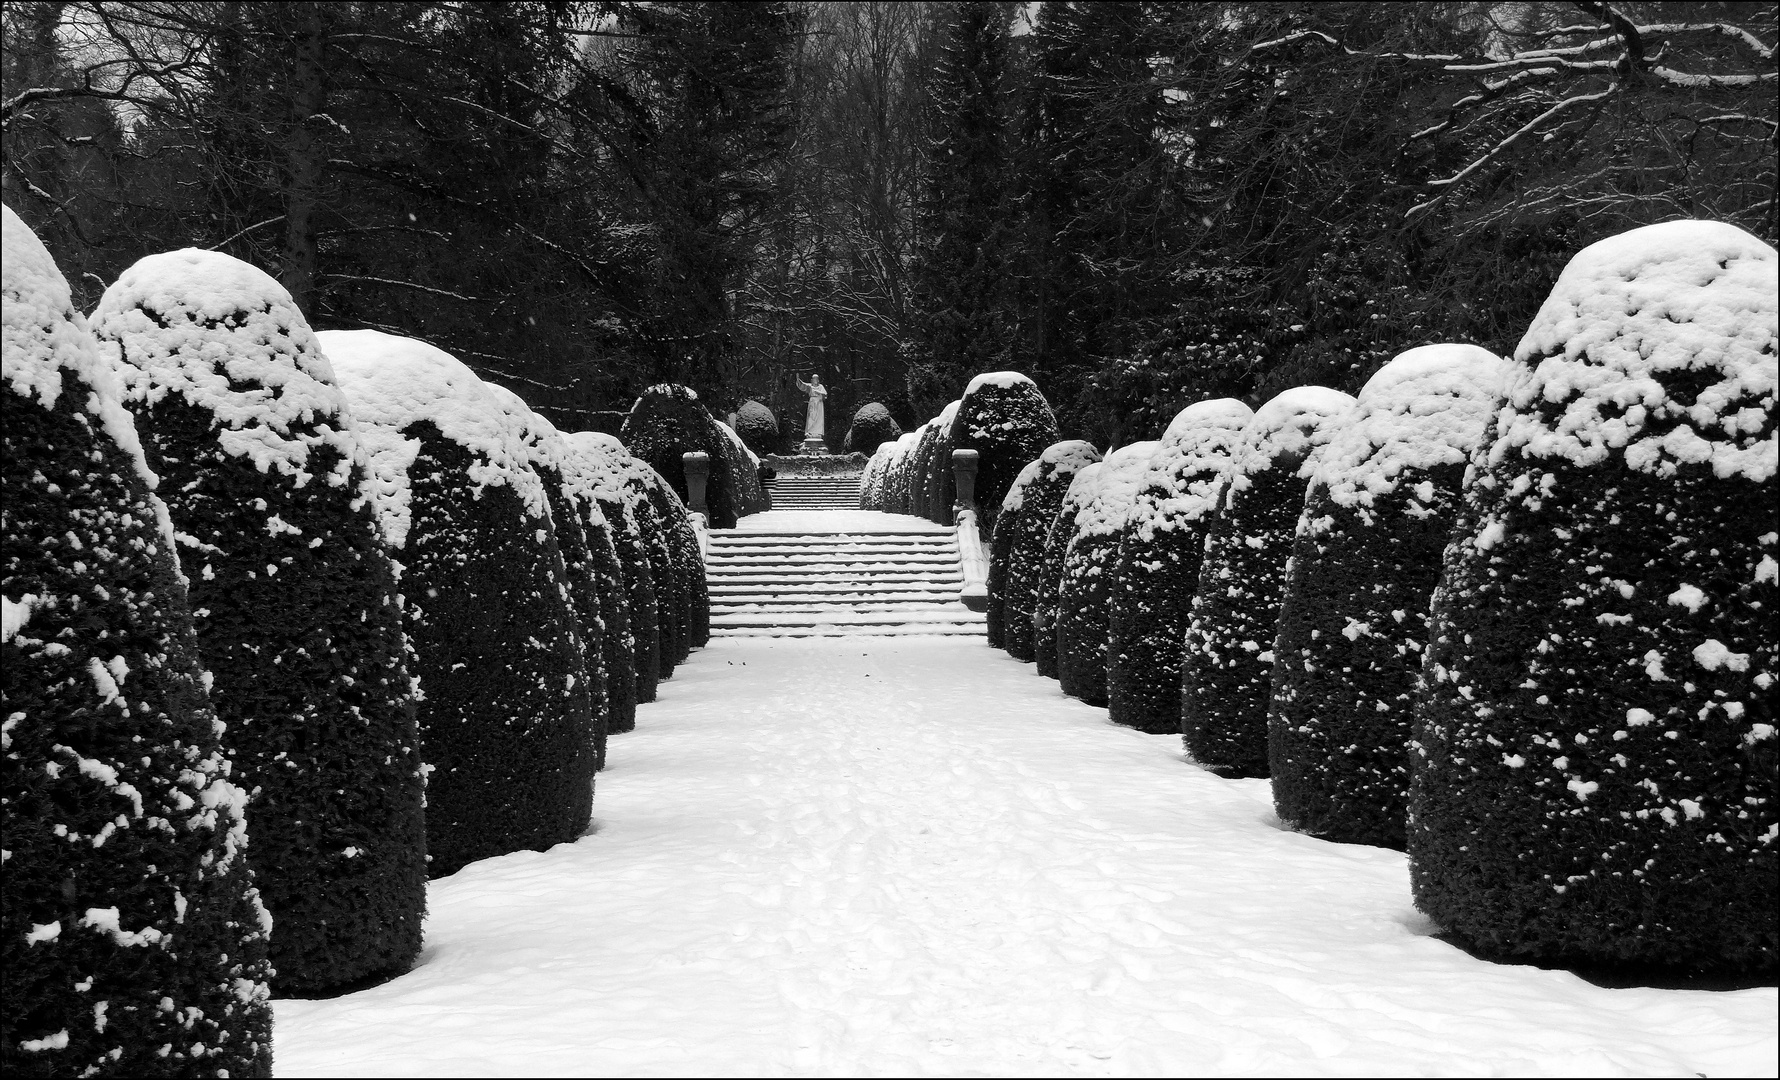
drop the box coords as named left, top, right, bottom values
left=1148, top=398, right=1253, bottom=526
left=1074, top=442, right=1159, bottom=537
left=319, top=329, right=549, bottom=547
left=1314, top=345, right=1508, bottom=514
left=1004, top=439, right=1101, bottom=514
left=93, top=249, right=357, bottom=488
left=2, top=205, right=154, bottom=496
left=1231, top=386, right=1356, bottom=486
left=1504, top=219, right=1777, bottom=481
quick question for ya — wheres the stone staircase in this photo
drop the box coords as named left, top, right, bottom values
left=707, top=513, right=987, bottom=638
left=765, top=474, right=862, bottom=510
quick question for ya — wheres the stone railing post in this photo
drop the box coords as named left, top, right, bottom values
left=950, top=449, right=988, bottom=611
left=682, top=451, right=710, bottom=515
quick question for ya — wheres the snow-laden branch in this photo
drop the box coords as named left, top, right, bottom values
left=1411, top=86, right=1617, bottom=213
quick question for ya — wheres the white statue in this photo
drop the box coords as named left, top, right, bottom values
left=794, top=373, right=827, bottom=448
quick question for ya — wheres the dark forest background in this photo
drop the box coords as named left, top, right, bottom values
left=5, top=1, right=1774, bottom=445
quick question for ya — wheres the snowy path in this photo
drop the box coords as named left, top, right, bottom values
left=274, top=639, right=1776, bottom=1077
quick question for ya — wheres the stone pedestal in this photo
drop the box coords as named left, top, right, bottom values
left=799, top=434, right=829, bottom=454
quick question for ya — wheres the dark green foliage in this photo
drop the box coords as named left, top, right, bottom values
left=996, top=442, right=1100, bottom=663
left=1182, top=389, right=1352, bottom=777
left=396, top=422, right=597, bottom=878
left=734, top=399, right=779, bottom=456
left=583, top=510, right=636, bottom=750
left=621, top=384, right=740, bottom=528
left=1268, top=348, right=1502, bottom=849
left=598, top=494, right=660, bottom=715
left=985, top=511, right=1014, bottom=649
left=949, top=374, right=1060, bottom=534
left=717, top=422, right=769, bottom=517
left=1409, top=226, right=1777, bottom=974
left=3, top=216, right=273, bottom=1074
left=1057, top=443, right=1156, bottom=707
left=1107, top=401, right=1250, bottom=734
left=845, top=401, right=901, bottom=454
left=923, top=402, right=960, bottom=525
left=1033, top=462, right=1103, bottom=681
left=637, top=472, right=710, bottom=665
left=96, top=262, right=427, bottom=996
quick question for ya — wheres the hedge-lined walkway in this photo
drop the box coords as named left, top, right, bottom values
left=274, top=638, right=1774, bottom=1077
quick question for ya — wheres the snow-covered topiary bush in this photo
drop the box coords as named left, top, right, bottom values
left=3, top=207, right=273, bottom=1075
left=1268, top=347, right=1507, bottom=849
left=1182, top=387, right=1354, bottom=777
left=879, top=431, right=918, bottom=513
left=485, top=384, right=615, bottom=783
left=923, top=400, right=963, bottom=525
left=716, top=419, right=768, bottom=517
left=1033, top=461, right=1104, bottom=679
left=89, top=251, right=428, bottom=997
left=1107, top=400, right=1251, bottom=734
left=621, top=384, right=740, bottom=528
left=949, top=372, right=1060, bottom=534
left=564, top=430, right=659, bottom=717
left=634, top=466, right=710, bottom=664
left=906, top=417, right=941, bottom=519
left=859, top=438, right=895, bottom=509
left=322, top=330, right=597, bottom=879
left=733, top=399, right=779, bottom=457
left=993, top=441, right=1101, bottom=662
left=1058, top=442, right=1158, bottom=706
left=1409, top=220, right=1778, bottom=973
left=845, top=401, right=901, bottom=455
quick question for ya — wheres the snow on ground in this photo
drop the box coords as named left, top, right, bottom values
left=740, top=510, right=946, bottom=534
left=273, top=638, right=1777, bottom=1078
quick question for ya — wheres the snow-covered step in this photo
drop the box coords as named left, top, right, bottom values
left=707, top=509, right=978, bottom=637
left=764, top=475, right=862, bottom=510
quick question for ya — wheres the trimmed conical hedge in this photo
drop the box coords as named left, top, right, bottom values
left=1182, top=387, right=1354, bottom=777
left=622, top=384, right=740, bottom=528
left=3, top=206, right=273, bottom=1076
left=1107, top=400, right=1251, bottom=734
left=557, top=437, right=638, bottom=750
left=1058, top=442, right=1159, bottom=706
left=1268, top=347, right=1506, bottom=849
left=734, top=399, right=779, bottom=456
left=924, top=400, right=962, bottom=525
left=92, top=250, right=427, bottom=997
left=1034, top=462, right=1104, bottom=680
left=845, top=401, right=901, bottom=454
left=568, top=431, right=663, bottom=709
left=1409, top=221, right=1777, bottom=974
left=716, top=420, right=769, bottom=517
left=950, top=373, right=1060, bottom=533
left=994, top=441, right=1100, bottom=663
left=322, top=330, right=597, bottom=879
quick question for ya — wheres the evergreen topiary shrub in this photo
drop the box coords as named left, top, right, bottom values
left=716, top=420, right=768, bottom=517
left=1058, top=442, right=1158, bottom=706
left=3, top=206, right=273, bottom=1076
left=564, top=430, right=659, bottom=716
left=924, top=400, right=963, bottom=525
left=950, top=372, right=1060, bottom=533
left=1107, top=400, right=1252, bottom=734
left=636, top=467, right=709, bottom=661
left=1269, top=347, right=1506, bottom=849
left=996, top=441, right=1100, bottom=663
left=1034, top=462, right=1104, bottom=679
left=733, top=399, right=779, bottom=457
left=1182, top=387, right=1354, bottom=777
left=90, top=250, right=426, bottom=997
left=322, top=330, right=597, bottom=879
left=486, top=385, right=613, bottom=787
left=886, top=431, right=919, bottom=514
left=845, top=401, right=902, bottom=454
left=908, top=418, right=942, bottom=519
left=621, top=384, right=739, bottom=528
left=859, top=438, right=897, bottom=509
left=1409, top=220, right=1778, bottom=974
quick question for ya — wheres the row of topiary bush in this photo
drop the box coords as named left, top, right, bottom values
left=860, top=372, right=1060, bottom=534
left=3, top=207, right=710, bottom=1075
left=982, top=219, right=1775, bottom=979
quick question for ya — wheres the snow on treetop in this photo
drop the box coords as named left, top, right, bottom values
left=1313, top=344, right=1508, bottom=509
left=938, top=399, right=962, bottom=427
left=716, top=419, right=759, bottom=467
left=1507, top=219, right=1777, bottom=482
left=481, top=383, right=610, bottom=527
left=563, top=429, right=660, bottom=510
left=1074, top=441, right=1159, bottom=538
left=1002, top=439, right=1099, bottom=513
left=3, top=206, right=154, bottom=479
left=92, top=248, right=357, bottom=483
left=1231, top=386, right=1355, bottom=485
left=962, top=370, right=1039, bottom=395
left=1144, top=398, right=1253, bottom=527
left=853, top=401, right=893, bottom=422
left=319, top=329, right=548, bottom=548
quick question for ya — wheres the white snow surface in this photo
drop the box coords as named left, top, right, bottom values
left=1506, top=219, right=1778, bottom=481
left=1002, top=440, right=1100, bottom=514
left=1314, top=344, right=1509, bottom=510
left=91, top=249, right=357, bottom=485
left=319, top=329, right=549, bottom=548
left=1230, top=386, right=1356, bottom=488
left=1073, top=441, right=1160, bottom=538
left=1143, top=399, right=1253, bottom=530
left=482, top=386, right=612, bottom=532
left=737, top=510, right=948, bottom=535
left=272, top=638, right=1777, bottom=1078
left=962, top=370, right=1040, bottom=395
